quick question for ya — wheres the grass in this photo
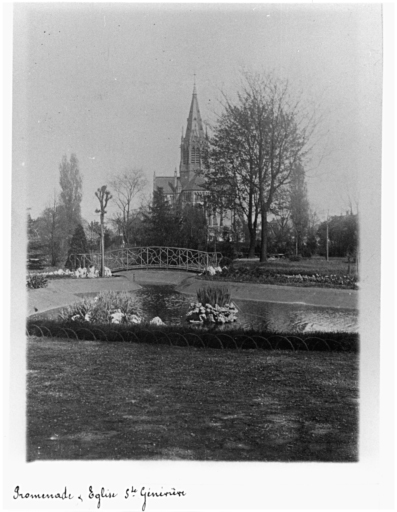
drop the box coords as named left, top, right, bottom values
left=27, top=337, right=359, bottom=461
left=234, top=256, right=358, bottom=275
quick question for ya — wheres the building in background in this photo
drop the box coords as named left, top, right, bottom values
left=153, top=83, right=228, bottom=236
left=153, top=82, right=206, bottom=206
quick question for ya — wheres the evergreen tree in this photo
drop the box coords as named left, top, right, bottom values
left=59, top=154, right=83, bottom=248
left=144, top=189, right=178, bottom=246
left=178, top=204, right=207, bottom=250
left=66, top=223, right=88, bottom=269
left=289, top=163, right=310, bottom=255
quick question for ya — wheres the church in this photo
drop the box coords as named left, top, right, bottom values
left=153, top=83, right=230, bottom=235
left=153, top=82, right=207, bottom=208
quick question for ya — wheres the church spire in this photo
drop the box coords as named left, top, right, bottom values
left=180, top=81, right=206, bottom=187
left=185, top=80, right=204, bottom=142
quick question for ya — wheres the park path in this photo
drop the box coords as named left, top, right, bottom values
left=27, top=269, right=358, bottom=317
left=27, top=275, right=141, bottom=317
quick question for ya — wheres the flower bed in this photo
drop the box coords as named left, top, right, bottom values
left=186, top=285, right=238, bottom=325
left=59, top=291, right=142, bottom=325
left=58, top=291, right=165, bottom=326
left=200, top=265, right=358, bottom=289
left=186, top=302, right=238, bottom=325
left=29, top=266, right=113, bottom=280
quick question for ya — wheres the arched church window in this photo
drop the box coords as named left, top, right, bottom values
left=191, top=146, right=200, bottom=164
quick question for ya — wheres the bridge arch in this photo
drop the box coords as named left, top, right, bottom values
left=67, top=246, right=221, bottom=273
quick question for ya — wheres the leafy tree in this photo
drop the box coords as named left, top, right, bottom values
left=317, top=214, right=358, bottom=258
left=108, top=168, right=148, bottom=245
left=289, top=163, right=309, bottom=255
left=59, top=154, right=83, bottom=247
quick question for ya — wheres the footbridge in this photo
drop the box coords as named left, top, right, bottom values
left=68, top=246, right=221, bottom=273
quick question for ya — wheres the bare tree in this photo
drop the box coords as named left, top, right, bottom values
left=95, top=186, right=112, bottom=277
left=108, top=168, right=148, bottom=245
left=205, top=72, right=317, bottom=261
left=203, top=103, right=261, bottom=258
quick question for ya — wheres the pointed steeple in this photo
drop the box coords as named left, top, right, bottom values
left=185, top=83, right=205, bottom=142
left=179, top=81, right=206, bottom=189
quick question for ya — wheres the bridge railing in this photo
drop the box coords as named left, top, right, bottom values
left=67, top=247, right=221, bottom=273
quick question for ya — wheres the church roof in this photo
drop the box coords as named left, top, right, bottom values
left=184, top=85, right=205, bottom=141
left=183, top=174, right=205, bottom=192
left=154, top=176, right=176, bottom=195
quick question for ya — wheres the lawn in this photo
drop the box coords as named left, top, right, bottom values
left=27, top=337, right=359, bottom=462
left=204, top=256, right=358, bottom=289
left=235, top=256, right=358, bottom=274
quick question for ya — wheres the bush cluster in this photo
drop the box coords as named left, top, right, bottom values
left=27, top=274, right=48, bottom=289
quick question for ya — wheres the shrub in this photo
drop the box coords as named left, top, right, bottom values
left=59, top=291, right=142, bottom=324
left=196, top=286, right=231, bottom=307
left=289, top=255, right=302, bottom=262
left=27, top=274, right=48, bottom=289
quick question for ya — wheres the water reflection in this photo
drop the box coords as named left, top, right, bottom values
left=130, top=285, right=358, bottom=333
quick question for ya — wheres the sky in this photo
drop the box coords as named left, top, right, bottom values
left=12, top=3, right=383, bottom=223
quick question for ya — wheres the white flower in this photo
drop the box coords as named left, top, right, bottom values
left=129, top=314, right=142, bottom=324
left=150, top=316, right=165, bottom=326
left=110, top=310, right=124, bottom=324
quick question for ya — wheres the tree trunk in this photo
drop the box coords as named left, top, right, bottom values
left=100, top=214, right=105, bottom=277
left=260, top=207, right=268, bottom=262
left=247, top=215, right=258, bottom=258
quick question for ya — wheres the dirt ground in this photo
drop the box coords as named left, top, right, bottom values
left=27, top=337, right=359, bottom=462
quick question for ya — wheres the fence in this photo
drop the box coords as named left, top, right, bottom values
left=27, top=322, right=359, bottom=352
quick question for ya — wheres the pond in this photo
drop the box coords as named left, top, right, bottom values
left=122, top=285, right=358, bottom=333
